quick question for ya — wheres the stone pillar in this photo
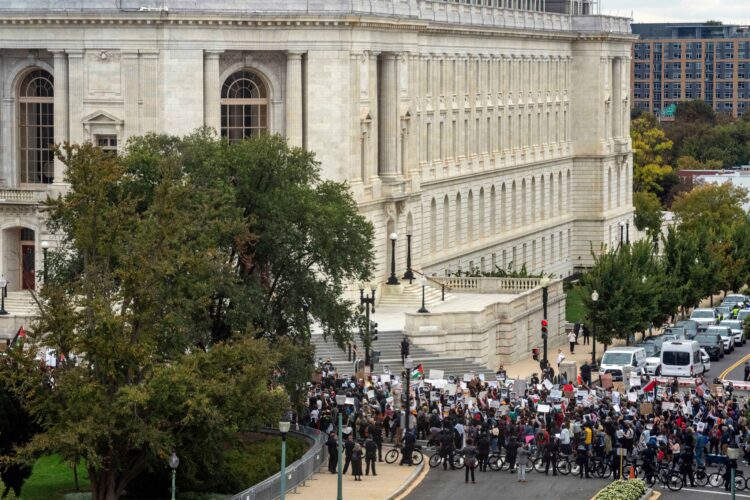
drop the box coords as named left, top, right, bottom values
left=378, top=53, right=398, bottom=179
left=51, top=50, right=69, bottom=184
left=367, top=51, right=380, bottom=181
left=203, top=50, right=222, bottom=133
left=285, top=51, right=304, bottom=148
left=66, top=50, right=84, bottom=146
left=141, top=51, right=159, bottom=133
left=122, top=51, right=140, bottom=140
left=612, top=56, right=623, bottom=139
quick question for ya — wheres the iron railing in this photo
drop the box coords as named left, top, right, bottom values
left=228, top=425, right=328, bottom=500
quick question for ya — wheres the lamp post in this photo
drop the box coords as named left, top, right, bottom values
left=279, top=419, right=291, bottom=500
left=403, top=234, right=415, bottom=282
left=387, top=232, right=400, bottom=285
left=591, top=290, right=599, bottom=369
left=417, top=276, right=429, bottom=314
left=41, top=240, right=50, bottom=283
left=729, top=442, right=740, bottom=500
left=540, top=275, right=551, bottom=367
left=335, top=394, right=346, bottom=500
left=404, top=357, right=413, bottom=440
left=168, top=451, right=179, bottom=500
left=360, top=283, right=377, bottom=370
left=0, top=276, right=8, bottom=316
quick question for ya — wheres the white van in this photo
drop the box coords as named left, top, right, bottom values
left=598, top=347, right=648, bottom=381
left=660, top=340, right=703, bottom=378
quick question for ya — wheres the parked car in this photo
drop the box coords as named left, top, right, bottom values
left=738, top=309, right=750, bottom=323
left=725, top=293, right=748, bottom=305
left=637, top=342, right=661, bottom=376
left=695, top=332, right=724, bottom=361
left=706, top=325, right=735, bottom=353
left=675, top=320, right=699, bottom=340
left=716, top=306, right=732, bottom=321
left=598, top=347, right=648, bottom=381
left=690, top=308, right=719, bottom=329
left=660, top=340, right=704, bottom=377
left=662, top=327, right=687, bottom=340
left=719, top=319, right=745, bottom=346
left=700, top=348, right=711, bottom=373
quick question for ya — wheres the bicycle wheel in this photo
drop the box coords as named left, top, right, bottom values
left=525, top=458, right=535, bottom=473
left=488, top=454, right=502, bottom=471
left=412, top=450, right=424, bottom=466
left=385, top=448, right=400, bottom=464
left=557, top=458, right=571, bottom=475
left=667, top=473, right=684, bottom=492
left=736, top=476, right=746, bottom=491
left=534, top=457, right=546, bottom=473
left=694, top=470, right=709, bottom=487
left=429, top=453, right=442, bottom=468
left=708, top=472, right=725, bottom=488
left=453, top=454, right=465, bottom=469
left=596, top=462, right=611, bottom=479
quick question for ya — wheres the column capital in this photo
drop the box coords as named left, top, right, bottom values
left=205, top=50, right=224, bottom=58
left=383, top=53, right=399, bottom=61
left=65, top=49, right=84, bottom=58
left=49, top=49, right=67, bottom=57
left=286, top=51, right=305, bottom=60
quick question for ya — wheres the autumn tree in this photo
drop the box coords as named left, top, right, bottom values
left=632, top=113, right=674, bottom=193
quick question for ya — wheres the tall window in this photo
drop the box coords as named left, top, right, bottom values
left=19, top=69, right=54, bottom=184
left=221, top=71, right=269, bottom=142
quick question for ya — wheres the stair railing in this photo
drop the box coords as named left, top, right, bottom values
left=412, top=269, right=451, bottom=301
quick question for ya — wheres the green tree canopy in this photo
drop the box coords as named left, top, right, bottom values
left=633, top=191, right=663, bottom=245
left=632, top=114, right=674, bottom=193
left=671, top=182, right=748, bottom=234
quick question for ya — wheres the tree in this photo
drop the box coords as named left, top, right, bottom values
left=675, top=100, right=716, bottom=125
left=671, top=182, right=748, bottom=234
left=633, top=191, right=663, bottom=246
left=675, top=155, right=723, bottom=170
left=0, top=131, right=372, bottom=500
left=0, top=379, right=38, bottom=498
left=632, top=114, right=674, bottom=193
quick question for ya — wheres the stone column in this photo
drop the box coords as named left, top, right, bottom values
left=285, top=51, right=304, bottom=148
left=378, top=53, right=398, bottom=179
left=122, top=51, right=140, bottom=140
left=203, top=50, right=222, bottom=133
left=51, top=50, right=69, bottom=184
left=66, top=50, right=84, bottom=146
left=141, top=50, right=159, bottom=133
left=612, top=56, right=623, bottom=139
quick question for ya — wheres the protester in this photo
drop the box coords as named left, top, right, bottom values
left=364, top=436, right=377, bottom=476
left=568, top=330, right=577, bottom=353
left=516, top=442, right=529, bottom=483
left=462, top=438, right=479, bottom=483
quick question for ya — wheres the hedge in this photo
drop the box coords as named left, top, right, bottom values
left=594, top=479, right=646, bottom=500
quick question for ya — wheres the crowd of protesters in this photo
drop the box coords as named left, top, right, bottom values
left=300, top=349, right=750, bottom=490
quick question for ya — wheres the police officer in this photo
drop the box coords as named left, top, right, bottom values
left=439, top=427, right=456, bottom=470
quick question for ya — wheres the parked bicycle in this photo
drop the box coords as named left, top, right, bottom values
left=384, top=444, right=424, bottom=466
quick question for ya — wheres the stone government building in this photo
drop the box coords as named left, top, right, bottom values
left=0, top=0, right=634, bottom=310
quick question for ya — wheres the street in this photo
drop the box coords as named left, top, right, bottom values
left=407, top=338, right=750, bottom=500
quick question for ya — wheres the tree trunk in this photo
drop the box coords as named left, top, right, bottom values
left=89, top=468, right=120, bottom=500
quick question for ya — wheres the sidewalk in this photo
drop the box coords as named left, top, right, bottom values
left=289, top=455, right=422, bottom=500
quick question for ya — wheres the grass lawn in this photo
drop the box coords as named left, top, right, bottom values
left=20, top=455, right=90, bottom=500
left=566, top=285, right=586, bottom=323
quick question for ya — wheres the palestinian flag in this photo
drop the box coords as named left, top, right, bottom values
left=411, top=364, right=424, bottom=380
left=9, top=325, right=25, bottom=348
left=643, top=379, right=657, bottom=393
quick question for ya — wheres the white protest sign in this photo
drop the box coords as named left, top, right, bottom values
left=463, top=373, right=473, bottom=382
left=381, top=374, right=391, bottom=383
left=627, top=392, right=637, bottom=402
left=537, top=404, right=551, bottom=413
left=430, top=369, right=444, bottom=380
left=549, top=389, right=562, bottom=400
left=446, top=383, right=457, bottom=395
left=367, top=390, right=375, bottom=399
left=543, top=380, right=554, bottom=391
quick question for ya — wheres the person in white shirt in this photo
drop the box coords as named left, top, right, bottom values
left=556, top=349, right=566, bottom=370
left=568, top=331, right=577, bottom=353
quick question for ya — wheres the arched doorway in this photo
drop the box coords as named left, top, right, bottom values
left=2, top=227, right=36, bottom=291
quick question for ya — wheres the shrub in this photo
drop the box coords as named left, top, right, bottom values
left=594, top=479, right=646, bottom=500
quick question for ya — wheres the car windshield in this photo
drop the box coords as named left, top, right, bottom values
left=662, top=351, right=690, bottom=366
left=695, top=335, right=718, bottom=344
left=720, top=321, right=741, bottom=329
left=637, top=344, right=657, bottom=356
left=691, top=311, right=714, bottom=318
left=707, top=328, right=730, bottom=337
left=601, top=352, right=633, bottom=365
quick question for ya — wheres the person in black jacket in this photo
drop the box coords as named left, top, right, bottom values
left=505, top=435, right=518, bottom=473
left=439, top=428, right=456, bottom=470
left=401, top=336, right=410, bottom=364
left=401, top=428, right=416, bottom=465
left=544, top=437, right=560, bottom=476
left=342, top=434, right=354, bottom=474
left=365, top=436, right=378, bottom=476
left=680, top=446, right=695, bottom=487
left=373, top=421, right=384, bottom=462
left=326, top=432, right=338, bottom=474
left=351, top=443, right=364, bottom=481
left=477, top=433, right=491, bottom=472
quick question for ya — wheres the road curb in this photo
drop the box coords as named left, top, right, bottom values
left=388, top=458, right=426, bottom=500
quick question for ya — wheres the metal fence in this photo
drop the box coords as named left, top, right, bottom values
left=228, top=425, right=328, bottom=500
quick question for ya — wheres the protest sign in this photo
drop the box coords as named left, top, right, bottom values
left=549, top=389, right=563, bottom=400
left=430, top=369, right=444, bottom=380
left=463, top=373, right=473, bottom=382
left=627, top=392, right=637, bottom=402
left=381, top=374, right=391, bottom=384
left=537, top=404, right=551, bottom=413
left=367, top=390, right=375, bottom=399
left=446, top=384, right=457, bottom=395
left=543, top=379, right=554, bottom=391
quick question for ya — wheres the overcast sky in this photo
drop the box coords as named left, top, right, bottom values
left=600, top=0, right=750, bottom=24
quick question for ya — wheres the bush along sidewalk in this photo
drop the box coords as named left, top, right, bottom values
left=593, top=479, right=646, bottom=500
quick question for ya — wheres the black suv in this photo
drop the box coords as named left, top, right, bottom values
left=695, top=332, right=725, bottom=361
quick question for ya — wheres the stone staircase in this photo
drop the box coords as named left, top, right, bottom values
left=4, top=291, right=39, bottom=316
left=312, top=329, right=496, bottom=380
left=376, top=282, right=455, bottom=309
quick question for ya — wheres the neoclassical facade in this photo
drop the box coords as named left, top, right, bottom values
left=0, top=0, right=634, bottom=293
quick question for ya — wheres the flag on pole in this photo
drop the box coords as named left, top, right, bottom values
left=411, top=364, right=424, bottom=380
left=643, top=379, right=657, bottom=393
left=9, top=325, right=25, bottom=348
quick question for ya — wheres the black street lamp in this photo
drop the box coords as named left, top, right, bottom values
left=169, top=451, right=179, bottom=500
left=417, top=276, right=429, bottom=314
left=41, top=240, right=49, bottom=283
left=0, top=276, right=8, bottom=316
left=540, top=276, right=551, bottom=367
left=403, top=234, right=414, bottom=282
left=591, top=290, right=599, bottom=369
left=360, top=283, right=377, bottom=371
left=387, top=232, right=400, bottom=285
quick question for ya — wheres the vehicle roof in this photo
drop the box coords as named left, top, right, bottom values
left=662, top=340, right=700, bottom=348
left=603, top=347, right=645, bottom=353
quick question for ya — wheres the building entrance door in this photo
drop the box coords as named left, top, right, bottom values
left=21, top=244, right=35, bottom=290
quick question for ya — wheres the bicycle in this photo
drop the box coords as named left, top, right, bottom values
left=428, top=450, right=463, bottom=469
left=384, top=444, right=424, bottom=465
left=647, top=462, right=683, bottom=492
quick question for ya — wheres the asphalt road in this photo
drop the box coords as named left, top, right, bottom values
left=407, top=339, right=750, bottom=500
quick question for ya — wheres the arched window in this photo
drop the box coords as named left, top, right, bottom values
left=430, top=198, right=437, bottom=253
left=443, top=195, right=450, bottom=250
left=467, top=190, right=474, bottom=241
left=455, top=192, right=463, bottom=244
left=221, top=70, right=269, bottom=142
left=18, top=69, right=54, bottom=184
left=558, top=171, right=563, bottom=213
left=490, top=186, right=496, bottom=235
left=479, top=188, right=485, bottom=238
left=530, top=177, right=536, bottom=222
left=540, top=175, right=546, bottom=221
